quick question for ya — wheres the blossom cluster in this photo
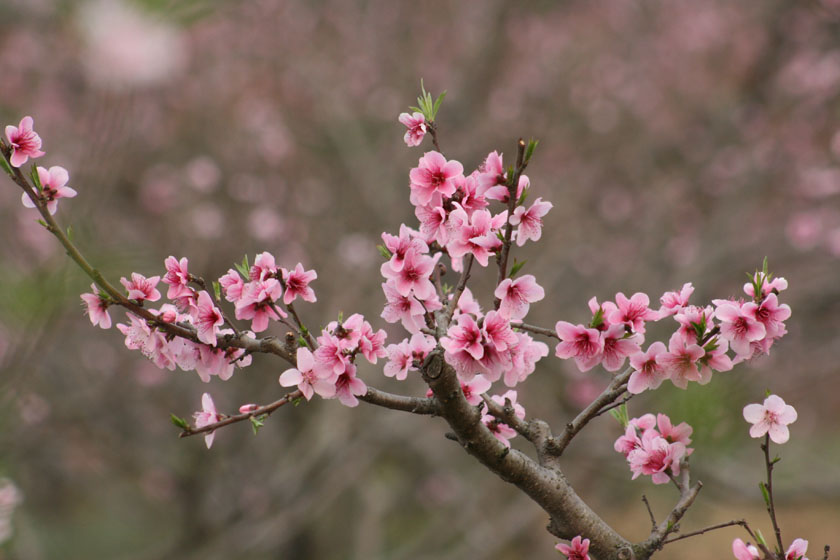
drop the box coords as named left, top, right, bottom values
left=79, top=252, right=315, bottom=383
left=614, top=413, right=693, bottom=485
left=555, top=273, right=790, bottom=395
left=281, top=313, right=387, bottom=407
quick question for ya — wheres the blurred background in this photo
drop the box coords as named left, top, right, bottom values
left=1, top=0, right=838, bottom=558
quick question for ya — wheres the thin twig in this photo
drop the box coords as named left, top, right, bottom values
left=661, top=519, right=748, bottom=545
left=495, top=138, right=527, bottom=301
left=641, top=495, right=657, bottom=529
left=445, top=254, right=474, bottom=320
left=180, top=390, right=303, bottom=437
left=551, top=367, right=633, bottom=456
left=593, top=393, right=633, bottom=419
left=762, top=435, right=785, bottom=554
left=512, top=321, right=559, bottom=339
left=428, top=122, right=442, bottom=152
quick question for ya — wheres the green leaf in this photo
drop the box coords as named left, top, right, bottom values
left=759, top=481, right=771, bottom=507
left=609, top=403, right=629, bottom=428
left=524, top=138, right=539, bottom=163
left=516, top=188, right=529, bottom=207
left=0, top=155, right=12, bottom=176
left=170, top=414, right=190, bottom=430
left=589, top=307, right=605, bottom=330
left=234, top=254, right=250, bottom=278
left=212, top=280, right=221, bottom=301
left=431, top=90, right=446, bottom=121
left=297, top=336, right=308, bottom=348
left=755, top=529, right=767, bottom=547
left=66, top=225, right=73, bottom=241
left=37, top=219, right=48, bottom=229
left=29, top=165, right=43, bottom=192
left=508, top=259, right=527, bottom=278
left=250, top=414, right=265, bottom=435
left=377, top=244, right=392, bottom=259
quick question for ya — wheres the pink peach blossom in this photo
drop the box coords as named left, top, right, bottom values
left=732, top=538, right=760, bottom=560
left=554, top=322, right=604, bottom=372
left=509, top=197, right=552, bottom=246
left=193, top=393, right=222, bottom=449
left=460, top=374, right=492, bottom=406
left=281, top=263, right=317, bottom=305
left=627, top=341, right=668, bottom=394
left=121, top=272, right=161, bottom=302
left=80, top=283, right=112, bottom=329
left=656, top=332, right=706, bottom=389
left=162, top=256, right=191, bottom=300
left=5, top=116, right=45, bottom=167
left=380, top=248, right=439, bottom=300
left=441, top=314, right=484, bottom=361
left=659, top=282, right=694, bottom=316
left=556, top=535, right=591, bottom=560
left=234, top=278, right=285, bottom=332
left=218, top=269, right=244, bottom=303
left=785, top=538, right=809, bottom=560
left=743, top=394, right=798, bottom=444
left=333, top=363, right=367, bottom=407
left=408, top=151, right=463, bottom=206
left=609, top=292, right=658, bottom=334
left=279, top=347, right=336, bottom=400
left=192, top=291, right=224, bottom=346
left=398, top=111, right=427, bottom=147
left=715, top=301, right=766, bottom=357
left=494, top=274, right=545, bottom=320
left=21, top=166, right=76, bottom=215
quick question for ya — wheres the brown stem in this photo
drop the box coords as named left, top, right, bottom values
left=551, top=367, right=633, bottom=456
left=445, top=254, right=474, bottom=320
left=762, top=435, right=785, bottom=554
left=512, top=321, right=559, bottom=339
left=660, top=519, right=747, bottom=545
left=495, top=138, right=527, bottom=302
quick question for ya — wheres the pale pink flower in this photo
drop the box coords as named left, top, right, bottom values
left=554, top=322, right=604, bottom=372
left=238, top=404, right=259, bottom=413
left=192, top=291, right=224, bottom=346
left=698, top=337, right=733, bottom=377
left=381, top=224, right=428, bottom=272
left=5, top=116, right=45, bottom=167
left=674, top=305, right=714, bottom=345
left=281, top=263, right=317, bottom=305
left=460, top=374, right=492, bottom=406
left=121, top=272, right=161, bottom=302
left=234, top=278, right=285, bottom=332
left=380, top=249, right=439, bottom=300
left=505, top=333, right=549, bottom=387
left=628, top=430, right=686, bottom=484
left=446, top=206, right=505, bottom=267
left=162, top=256, right=191, bottom=300
left=380, top=280, right=427, bottom=333
left=600, top=324, right=641, bottom=372
left=415, top=202, right=449, bottom=245
left=358, top=321, right=388, bottom=364
left=509, top=197, right=552, bottom=246
left=384, top=333, right=435, bottom=380
left=655, top=414, right=693, bottom=448
left=482, top=390, right=525, bottom=448
left=494, top=274, right=545, bottom=321
left=218, top=269, right=244, bottom=302
left=314, top=332, right=351, bottom=375
left=609, top=292, right=658, bottom=334
left=656, top=332, right=706, bottom=389
left=481, top=311, right=518, bottom=352
left=556, top=535, right=591, bottom=560
left=333, top=363, right=367, bottom=407
left=753, top=293, right=791, bottom=339
left=441, top=314, right=484, bottom=360
left=659, top=282, right=694, bottom=316
left=744, top=274, right=788, bottom=299
left=250, top=251, right=277, bottom=281
left=409, top=151, right=463, bottom=206
left=786, top=538, right=809, bottom=560
left=279, top=347, right=336, bottom=400
left=627, top=341, right=668, bottom=394
left=193, top=393, right=222, bottom=449
left=21, top=166, right=76, bottom=215
left=743, top=394, right=798, bottom=444
left=715, top=301, right=766, bottom=357
left=476, top=151, right=505, bottom=194
left=80, top=283, right=112, bottom=329
left=453, top=286, right=482, bottom=317
left=732, top=538, right=760, bottom=560
left=398, top=111, right=427, bottom=147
